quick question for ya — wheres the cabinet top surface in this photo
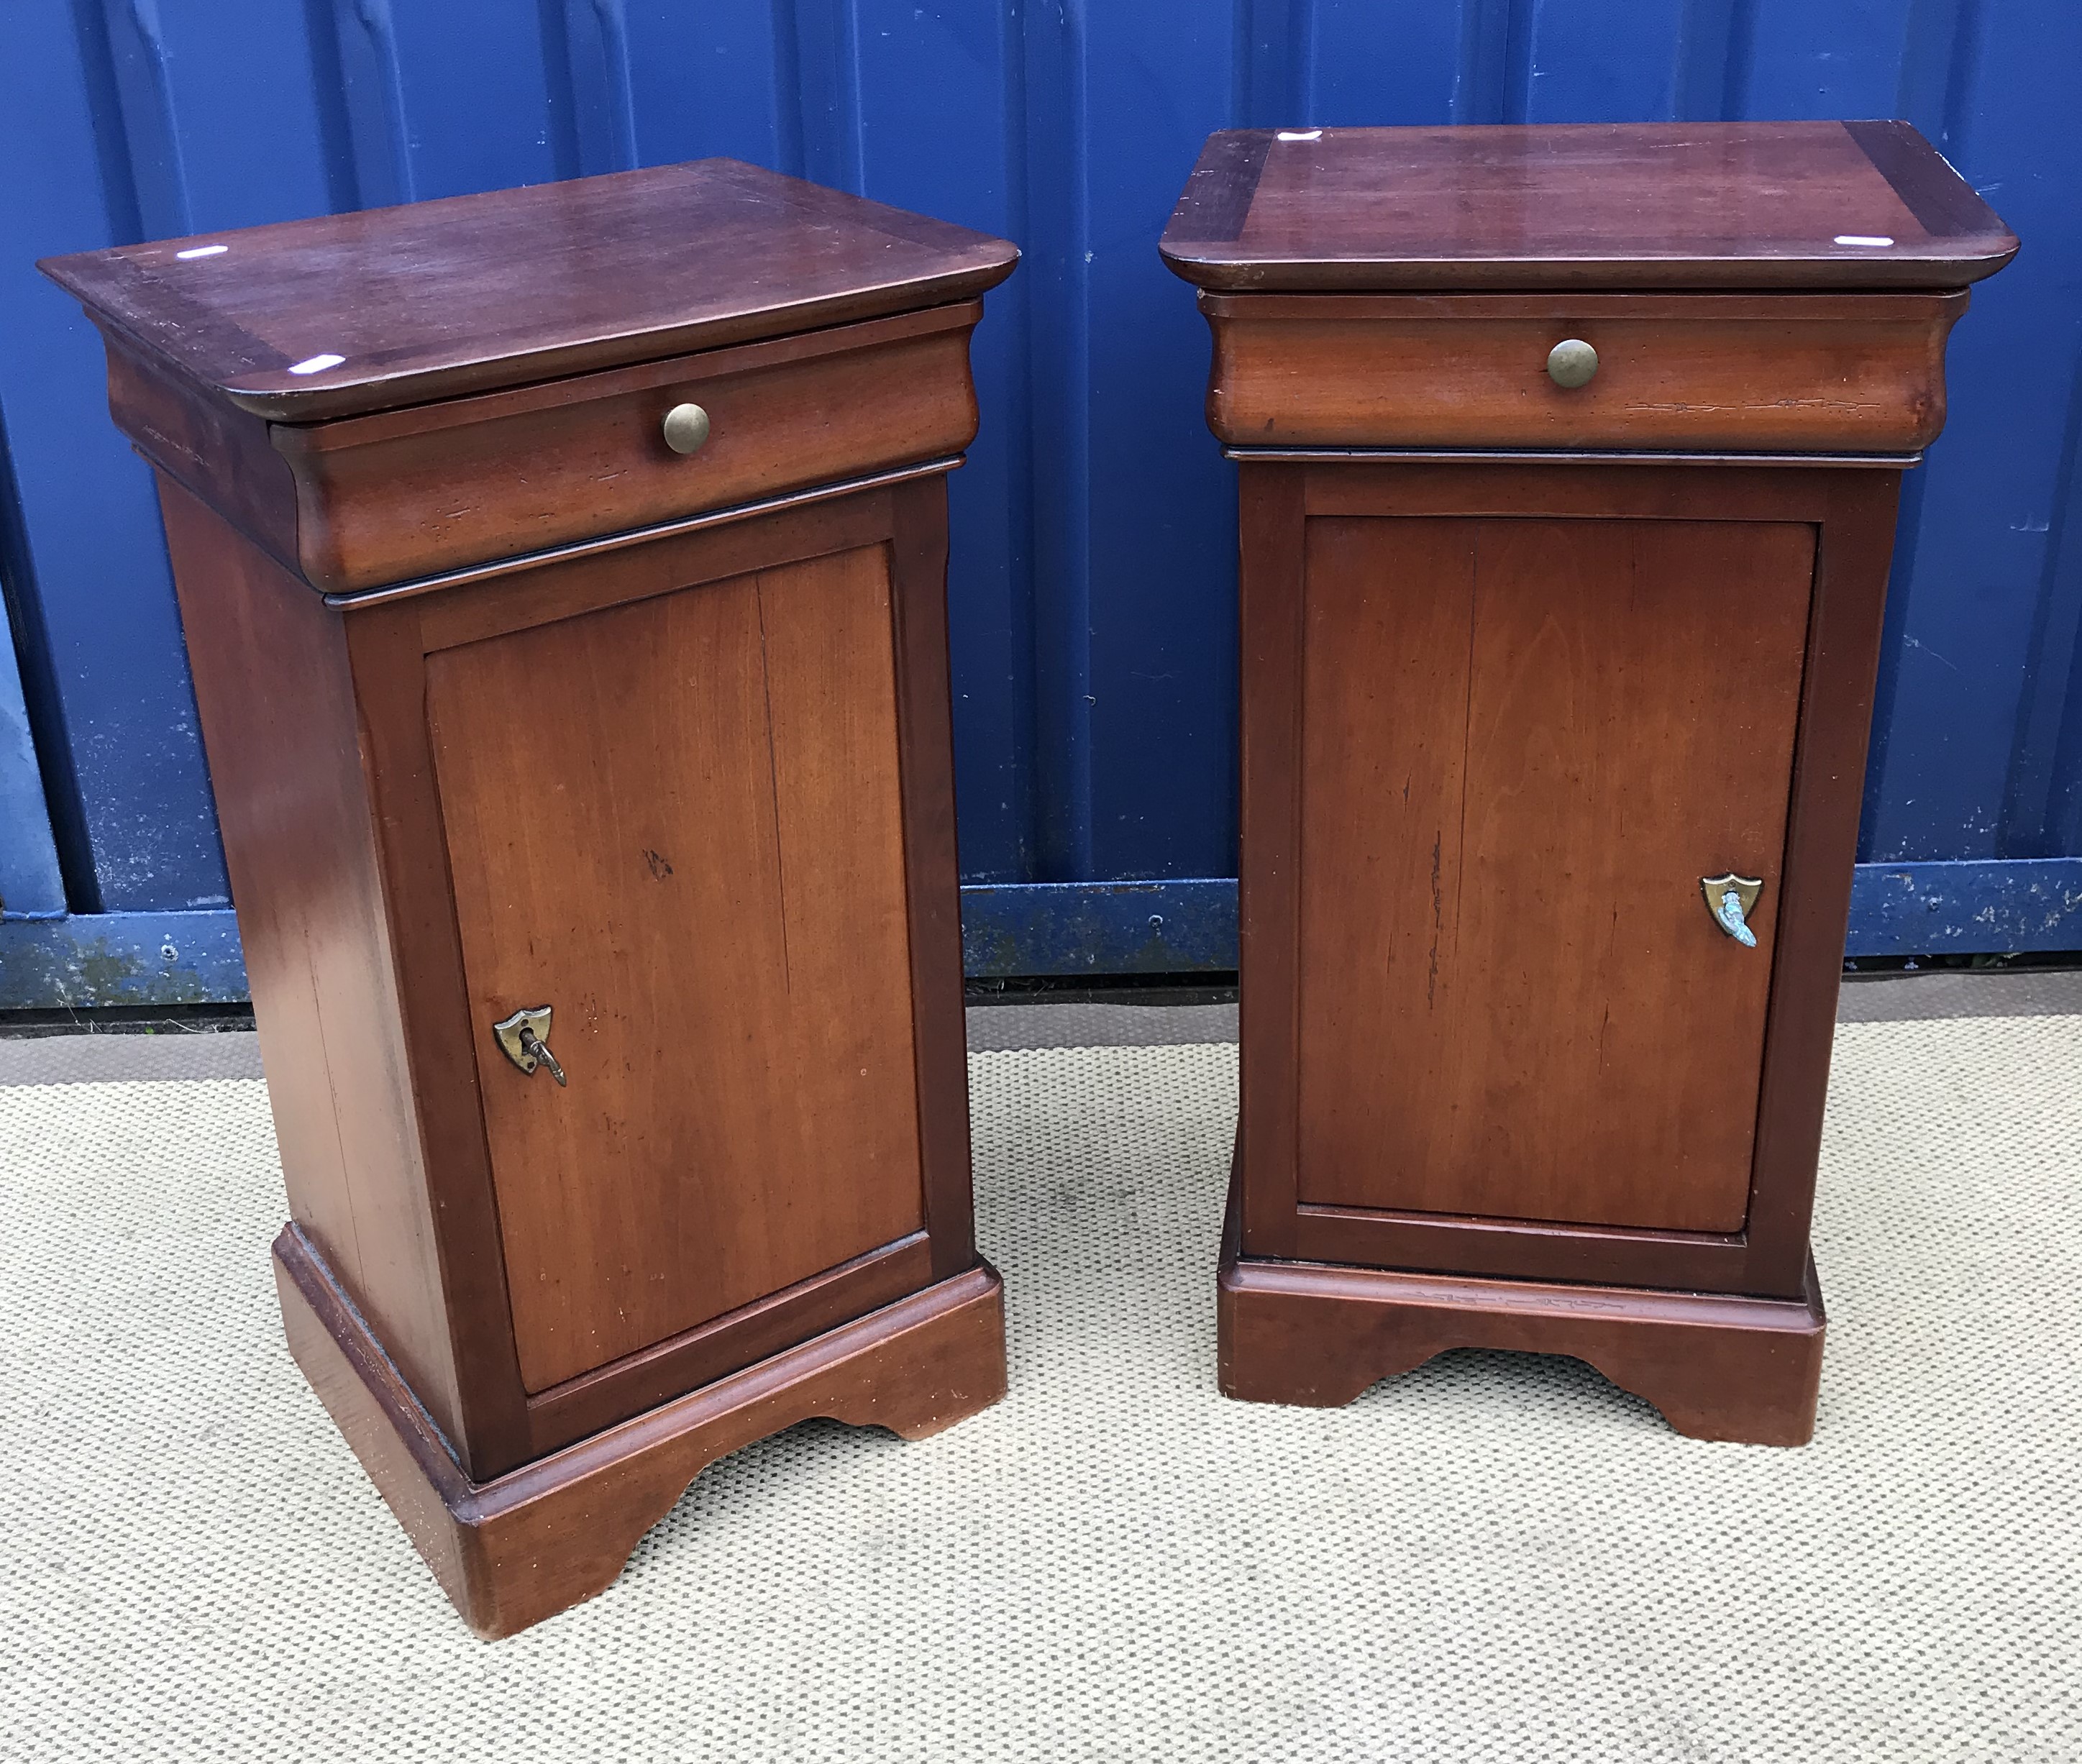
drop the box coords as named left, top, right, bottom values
left=1160, top=121, right=2015, bottom=293
left=40, top=158, right=1019, bottom=421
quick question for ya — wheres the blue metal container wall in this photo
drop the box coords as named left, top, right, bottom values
left=0, top=591, right=66, bottom=921
left=2, top=0, right=2080, bottom=1003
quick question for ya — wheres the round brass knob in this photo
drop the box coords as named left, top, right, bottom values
left=662, top=403, right=711, bottom=455
left=1546, top=339, right=1598, bottom=389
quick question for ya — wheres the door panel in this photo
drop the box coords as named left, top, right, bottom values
left=428, top=541, right=924, bottom=1392
left=1297, top=514, right=1814, bottom=1232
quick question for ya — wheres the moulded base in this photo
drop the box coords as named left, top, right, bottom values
left=1218, top=1175, right=1825, bottom=1447
left=274, top=1225, right=1008, bottom=1636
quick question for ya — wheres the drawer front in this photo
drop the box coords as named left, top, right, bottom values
left=1205, top=291, right=1963, bottom=453
left=1292, top=508, right=1814, bottom=1234
left=426, top=539, right=928, bottom=1395
left=273, top=303, right=982, bottom=593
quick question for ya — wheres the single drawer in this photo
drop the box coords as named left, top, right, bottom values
left=1202, top=291, right=1965, bottom=454
left=112, top=301, right=984, bottom=595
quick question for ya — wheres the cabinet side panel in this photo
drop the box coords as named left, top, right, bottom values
left=1744, top=470, right=1906, bottom=1292
left=1297, top=513, right=1814, bottom=1233
left=1237, top=463, right=1311, bottom=1257
left=155, top=480, right=465, bottom=1441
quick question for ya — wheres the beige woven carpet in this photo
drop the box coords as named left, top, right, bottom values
left=3, top=1019, right=2079, bottom=1761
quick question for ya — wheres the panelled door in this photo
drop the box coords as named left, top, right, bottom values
left=428, top=541, right=926, bottom=1394
left=1293, top=510, right=1816, bottom=1233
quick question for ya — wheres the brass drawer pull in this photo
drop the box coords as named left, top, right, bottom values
left=493, top=1007, right=567, bottom=1084
left=1546, top=339, right=1598, bottom=388
left=662, top=402, right=711, bottom=455
left=1702, top=874, right=1763, bottom=947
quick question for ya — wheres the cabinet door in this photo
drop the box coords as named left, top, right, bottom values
left=427, top=541, right=926, bottom=1393
left=1295, top=513, right=1814, bottom=1233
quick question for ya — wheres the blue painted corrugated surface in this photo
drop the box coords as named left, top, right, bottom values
left=0, top=589, right=65, bottom=920
left=1, top=1, right=2080, bottom=1002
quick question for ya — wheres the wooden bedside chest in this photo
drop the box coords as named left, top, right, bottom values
left=43, top=160, right=1018, bottom=1632
left=1161, top=122, right=2015, bottom=1445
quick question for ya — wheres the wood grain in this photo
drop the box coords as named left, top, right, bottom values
left=1741, top=470, right=1904, bottom=1292
left=324, top=481, right=985, bottom=1468
left=154, top=480, right=470, bottom=1446
left=1201, top=291, right=1963, bottom=452
left=106, top=330, right=301, bottom=568
left=1288, top=1203, right=1748, bottom=1292
left=273, top=303, right=985, bottom=594
left=1218, top=1169, right=1825, bottom=1446
left=410, top=490, right=896, bottom=651
left=43, top=157, right=1018, bottom=421
left=428, top=542, right=926, bottom=1394
left=69, top=165, right=1010, bottom=1558
left=886, top=475, right=982, bottom=1279
left=1296, top=513, right=1814, bottom=1233
left=1161, top=121, right=2015, bottom=291
left=525, top=1232, right=932, bottom=1450
left=1192, top=120, right=2006, bottom=1435
left=276, top=1223, right=1007, bottom=1637
left=1233, top=461, right=1899, bottom=1296
left=1235, top=462, right=1310, bottom=1260
left=1302, top=459, right=1884, bottom=521
left=338, top=598, right=537, bottom=1474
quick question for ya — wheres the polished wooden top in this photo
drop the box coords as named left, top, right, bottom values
left=1161, top=121, right=2015, bottom=292
left=42, top=159, right=1019, bottom=421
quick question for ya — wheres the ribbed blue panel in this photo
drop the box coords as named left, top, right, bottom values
left=2, top=0, right=2081, bottom=997
left=850, top=2, right=1034, bottom=881
left=321, top=0, right=571, bottom=206
left=1859, top=1, right=2082, bottom=870
left=0, top=583, right=65, bottom=920
left=1017, top=0, right=1091, bottom=882
left=1079, top=2, right=1243, bottom=883
left=0, top=7, right=229, bottom=915
left=570, top=2, right=793, bottom=176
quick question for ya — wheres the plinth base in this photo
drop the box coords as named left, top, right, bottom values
left=1218, top=1179, right=1825, bottom=1447
left=275, top=1225, right=1008, bottom=1636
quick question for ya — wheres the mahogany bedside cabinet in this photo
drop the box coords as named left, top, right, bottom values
left=1160, top=122, right=2014, bottom=1445
left=42, top=160, right=1018, bottom=1632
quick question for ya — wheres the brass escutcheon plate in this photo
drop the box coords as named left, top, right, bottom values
left=493, top=1006, right=557, bottom=1077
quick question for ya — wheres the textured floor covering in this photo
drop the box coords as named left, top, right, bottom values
left=2, top=1016, right=2079, bottom=1760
